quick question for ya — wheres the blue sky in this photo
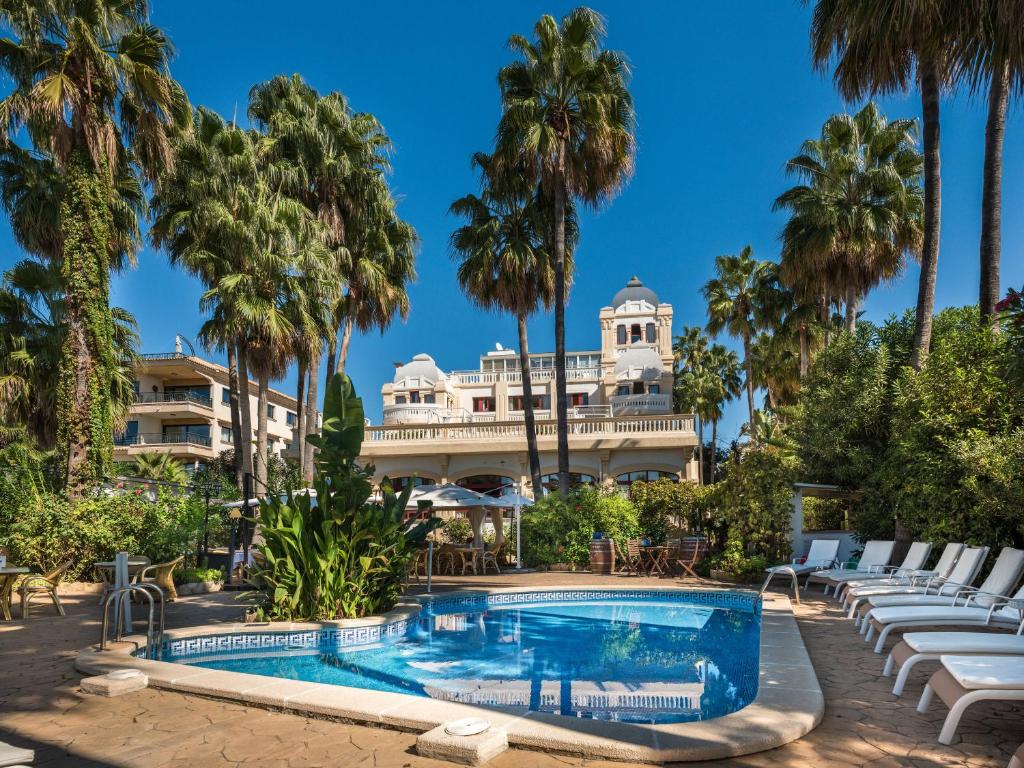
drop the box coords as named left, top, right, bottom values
left=1, top=1, right=1021, bottom=447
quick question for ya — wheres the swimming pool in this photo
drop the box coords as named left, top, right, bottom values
left=161, top=589, right=761, bottom=724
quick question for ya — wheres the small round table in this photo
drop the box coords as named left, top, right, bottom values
left=0, top=566, right=30, bottom=620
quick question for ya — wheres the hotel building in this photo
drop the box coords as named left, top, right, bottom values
left=359, top=277, right=698, bottom=496
left=114, top=348, right=307, bottom=470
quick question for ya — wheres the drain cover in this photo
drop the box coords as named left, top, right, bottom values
left=444, top=718, right=490, bottom=736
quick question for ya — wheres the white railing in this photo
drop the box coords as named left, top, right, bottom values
left=610, top=393, right=672, bottom=415
left=383, top=404, right=498, bottom=425
left=449, top=367, right=601, bottom=385
left=365, top=413, right=695, bottom=443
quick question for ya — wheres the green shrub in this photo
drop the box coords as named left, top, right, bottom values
left=175, top=565, right=224, bottom=585
left=521, top=485, right=639, bottom=568
left=250, top=375, right=439, bottom=621
left=438, top=517, right=472, bottom=544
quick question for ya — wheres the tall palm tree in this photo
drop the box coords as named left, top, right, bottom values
left=749, top=330, right=802, bottom=411
left=947, top=2, right=1024, bottom=322
left=450, top=152, right=576, bottom=495
left=703, top=344, right=742, bottom=481
left=774, top=102, right=923, bottom=334
left=496, top=7, right=635, bottom=495
left=703, top=246, right=785, bottom=439
left=0, top=0, right=189, bottom=492
left=807, top=0, right=947, bottom=369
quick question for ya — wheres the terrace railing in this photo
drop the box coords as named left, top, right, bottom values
left=449, top=367, right=601, bottom=385
left=133, top=391, right=213, bottom=408
left=365, top=413, right=695, bottom=443
left=114, top=432, right=213, bottom=448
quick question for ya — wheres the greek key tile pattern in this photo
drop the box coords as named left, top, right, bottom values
left=156, top=590, right=757, bottom=661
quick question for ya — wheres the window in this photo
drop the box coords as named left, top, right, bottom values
left=132, top=381, right=140, bottom=396
left=409, top=391, right=421, bottom=404
left=633, top=381, right=645, bottom=394
left=616, top=325, right=627, bottom=345
left=615, top=470, right=677, bottom=489
left=267, top=404, right=276, bottom=419
left=648, top=384, right=660, bottom=395
left=616, top=385, right=630, bottom=396
left=389, top=476, right=436, bottom=493
left=424, top=394, right=435, bottom=404
left=395, top=395, right=407, bottom=404
left=473, top=397, right=495, bottom=413
left=509, top=395, right=550, bottom=411
left=646, top=323, right=656, bottom=343
left=164, top=384, right=212, bottom=403
left=286, top=411, right=297, bottom=427
left=630, top=324, right=642, bottom=344
left=125, top=421, right=138, bottom=437
left=283, top=442, right=291, bottom=452
left=222, top=387, right=230, bottom=404
left=162, top=423, right=210, bottom=444
left=569, top=392, right=589, bottom=407
left=541, top=472, right=596, bottom=492
left=220, top=426, right=232, bottom=444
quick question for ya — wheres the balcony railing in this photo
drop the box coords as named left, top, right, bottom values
left=449, top=367, right=601, bottom=385
left=114, top=432, right=212, bottom=448
left=609, top=393, right=672, bottom=415
left=383, top=403, right=498, bottom=425
left=365, top=413, right=695, bottom=443
left=133, top=391, right=213, bottom=408
left=138, top=352, right=190, bottom=361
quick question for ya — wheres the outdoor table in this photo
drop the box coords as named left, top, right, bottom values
left=94, top=555, right=148, bottom=626
left=0, top=567, right=30, bottom=620
left=452, top=546, right=481, bottom=575
left=640, top=546, right=671, bottom=576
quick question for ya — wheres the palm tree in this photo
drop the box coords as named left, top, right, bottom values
left=0, top=0, right=189, bottom=492
left=673, top=326, right=709, bottom=373
left=806, top=0, right=947, bottom=369
left=450, top=152, right=575, bottom=495
left=130, top=452, right=187, bottom=485
left=749, top=331, right=801, bottom=411
left=703, top=344, right=742, bottom=481
left=947, top=3, right=1024, bottom=322
left=774, top=102, right=923, bottom=334
left=496, top=7, right=635, bottom=494
left=703, top=246, right=784, bottom=438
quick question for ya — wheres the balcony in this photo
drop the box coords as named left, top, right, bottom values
left=363, top=413, right=696, bottom=454
left=383, top=403, right=496, bottom=425
left=113, top=431, right=215, bottom=459
left=609, top=393, right=672, bottom=415
left=449, top=367, right=601, bottom=385
left=131, top=391, right=214, bottom=417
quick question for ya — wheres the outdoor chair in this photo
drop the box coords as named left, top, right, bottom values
left=675, top=536, right=708, bottom=581
left=479, top=542, right=503, bottom=575
left=805, top=539, right=895, bottom=594
left=610, top=540, right=637, bottom=575
left=844, top=542, right=966, bottom=618
left=917, top=655, right=1024, bottom=745
left=95, top=555, right=150, bottom=605
left=138, top=556, right=185, bottom=601
left=18, top=560, right=72, bottom=618
left=831, top=541, right=934, bottom=600
left=884, top=631, right=1024, bottom=696
left=407, top=548, right=429, bottom=584
left=1010, top=742, right=1024, bottom=768
left=0, top=739, right=34, bottom=767
left=626, top=539, right=645, bottom=576
left=434, top=544, right=457, bottom=575
left=759, top=539, right=840, bottom=603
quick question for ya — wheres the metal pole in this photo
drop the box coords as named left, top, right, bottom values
left=426, top=541, right=433, bottom=594
left=515, top=481, right=522, bottom=570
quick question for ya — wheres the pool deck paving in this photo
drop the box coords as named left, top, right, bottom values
left=1, top=571, right=1020, bottom=767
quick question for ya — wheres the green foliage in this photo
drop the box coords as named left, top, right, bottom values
left=628, top=478, right=706, bottom=542
left=175, top=566, right=224, bottom=585
left=250, top=375, right=439, bottom=620
left=705, top=447, right=797, bottom=578
left=0, top=488, right=206, bottom=581
left=801, top=497, right=851, bottom=532
left=438, top=517, right=473, bottom=544
left=521, top=485, right=639, bottom=568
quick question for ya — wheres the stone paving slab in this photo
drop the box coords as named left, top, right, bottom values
left=1, top=572, right=1020, bottom=766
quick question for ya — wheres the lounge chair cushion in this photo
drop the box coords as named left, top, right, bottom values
left=867, top=593, right=974, bottom=609
left=902, top=632, right=1024, bottom=655
left=0, top=741, right=34, bottom=768
left=942, top=655, right=1024, bottom=690
left=869, top=605, right=994, bottom=626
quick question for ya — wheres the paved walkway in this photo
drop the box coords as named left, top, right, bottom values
left=0, top=572, right=1019, bottom=767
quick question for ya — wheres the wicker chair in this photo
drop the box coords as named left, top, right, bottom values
left=138, top=556, right=184, bottom=601
left=479, top=542, right=503, bottom=575
left=18, top=560, right=72, bottom=618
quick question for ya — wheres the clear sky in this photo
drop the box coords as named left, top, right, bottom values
left=1, top=1, right=1021, bottom=448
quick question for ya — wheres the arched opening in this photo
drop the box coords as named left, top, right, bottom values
left=615, top=470, right=678, bottom=490
left=455, top=474, right=514, bottom=495
left=388, top=476, right=436, bottom=493
left=539, top=472, right=596, bottom=494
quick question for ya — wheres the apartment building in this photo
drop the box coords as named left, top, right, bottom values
left=360, top=277, right=699, bottom=496
left=114, top=350, right=307, bottom=470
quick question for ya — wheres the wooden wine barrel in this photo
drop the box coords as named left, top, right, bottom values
left=589, top=538, right=614, bottom=574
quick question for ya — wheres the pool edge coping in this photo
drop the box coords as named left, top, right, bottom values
left=74, top=586, right=823, bottom=764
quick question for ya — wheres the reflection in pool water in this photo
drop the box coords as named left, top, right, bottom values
left=177, top=595, right=760, bottom=724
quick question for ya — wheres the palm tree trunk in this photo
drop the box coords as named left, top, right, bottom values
left=303, top=346, right=320, bottom=483
left=799, top=323, right=809, bottom=379
left=236, top=342, right=254, bottom=477
left=337, top=313, right=355, bottom=375
left=820, top=294, right=831, bottom=349
left=517, top=312, right=543, bottom=495
left=226, top=344, right=245, bottom=491
left=57, top=150, right=116, bottom=495
left=742, top=332, right=755, bottom=439
left=255, top=374, right=270, bottom=490
left=980, top=61, right=1008, bottom=323
left=844, top=286, right=857, bottom=333
left=696, top=417, right=704, bottom=486
left=325, top=324, right=338, bottom=392
left=710, top=420, right=717, bottom=483
left=295, top=356, right=307, bottom=480
left=553, top=163, right=570, bottom=496
left=910, top=56, right=942, bottom=371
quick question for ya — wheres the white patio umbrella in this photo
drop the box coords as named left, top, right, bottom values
left=408, top=484, right=504, bottom=548
left=490, top=490, right=534, bottom=570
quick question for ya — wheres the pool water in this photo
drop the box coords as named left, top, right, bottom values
left=174, top=593, right=761, bottom=724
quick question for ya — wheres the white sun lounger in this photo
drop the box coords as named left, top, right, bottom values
left=805, top=539, right=895, bottom=595
left=833, top=541, right=933, bottom=597
left=884, top=631, right=1024, bottom=695
left=848, top=544, right=983, bottom=623
left=917, top=655, right=1024, bottom=745
left=0, top=740, right=34, bottom=768
left=759, top=539, right=840, bottom=603
left=1009, top=742, right=1024, bottom=768
left=859, top=547, right=1024, bottom=635
left=844, top=542, right=965, bottom=615
left=864, top=591, right=1024, bottom=653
